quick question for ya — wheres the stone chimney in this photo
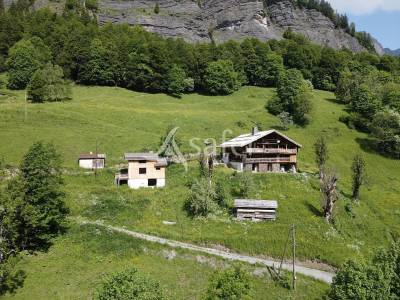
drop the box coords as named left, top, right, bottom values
left=252, top=126, right=258, bottom=135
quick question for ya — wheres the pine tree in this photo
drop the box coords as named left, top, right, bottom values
left=5, top=142, right=68, bottom=251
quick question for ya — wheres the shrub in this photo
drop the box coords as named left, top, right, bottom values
left=203, top=60, right=241, bottom=95
left=206, top=267, right=251, bottom=300
left=0, top=255, right=25, bottom=296
left=370, top=109, right=400, bottom=158
left=215, top=179, right=232, bottom=208
left=329, top=241, right=400, bottom=299
left=166, top=65, right=193, bottom=98
left=186, top=178, right=218, bottom=217
left=95, top=268, right=164, bottom=300
left=232, top=172, right=255, bottom=199
left=85, top=0, right=98, bottom=11
left=154, top=3, right=159, bottom=14
left=27, top=64, right=72, bottom=103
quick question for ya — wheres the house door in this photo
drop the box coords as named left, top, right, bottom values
left=252, top=164, right=258, bottom=172
left=267, top=164, right=272, bottom=172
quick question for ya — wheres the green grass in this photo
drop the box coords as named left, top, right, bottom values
left=0, top=84, right=399, bottom=298
left=1, top=224, right=329, bottom=300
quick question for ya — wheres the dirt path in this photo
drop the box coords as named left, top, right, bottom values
left=77, top=218, right=335, bottom=284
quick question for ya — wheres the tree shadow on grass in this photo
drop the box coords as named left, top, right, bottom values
left=305, top=202, right=323, bottom=217
left=325, top=97, right=343, bottom=105
left=355, top=137, right=378, bottom=155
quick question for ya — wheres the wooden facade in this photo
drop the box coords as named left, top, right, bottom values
left=221, top=129, right=301, bottom=173
left=234, top=199, right=278, bottom=221
left=78, top=153, right=106, bottom=169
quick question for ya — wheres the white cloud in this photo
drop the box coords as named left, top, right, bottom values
left=328, top=0, right=400, bottom=15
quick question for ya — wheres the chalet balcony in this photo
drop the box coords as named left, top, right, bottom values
left=245, top=148, right=297, bottom=155
left=245, top=157, right=294, bottom=163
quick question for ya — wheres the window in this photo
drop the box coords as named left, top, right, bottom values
left=139, top=160, right=147, bottom=164
left=156, top=167, right=161, bottom=170
left=148, top=179, right=157, bottom=186
left=139, top=168, right=146, bottom=174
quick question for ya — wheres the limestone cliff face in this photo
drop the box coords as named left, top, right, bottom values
left=97, top=0, right=369, bottom=52
left=5, top=0, right=384, bottom=53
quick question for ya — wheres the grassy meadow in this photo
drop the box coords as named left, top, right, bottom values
left=0, top=223, right=329, bottom=300
left=0, top=82, right=399, bottom=299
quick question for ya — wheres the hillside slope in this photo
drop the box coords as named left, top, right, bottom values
left=0, top=85, right=399, bottom=268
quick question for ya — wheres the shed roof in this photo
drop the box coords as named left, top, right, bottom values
left=124, top=153, right=167, bottom=167
left=78, top=153, right=106, bottom=160
left=220, top=129, right=302, bottom=148
left=234, top=199, right=278, bottom=209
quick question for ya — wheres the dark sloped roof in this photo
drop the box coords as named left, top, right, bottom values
left=79, top=153, right=106, bottom=160
left=124, top=153, right=167, bottom=167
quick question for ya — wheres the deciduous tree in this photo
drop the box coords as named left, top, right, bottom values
left=321, top=169, right=338, bottom=223
left=314, top=136, right=329, bottom=178
left=351, top=154, right=366, bottom=201
left=186, top=178, right=218, bottom=217
left=95, top=268, right=164, bottom=300
left=6, top=37, right=51, bottom=89
left=267, top=69, right=313, bottom=125
left=203, top=59, right=240, bottom=95
left=206, top=267, right=251, bottom=300
left=27, top=63, right=72, bottom=103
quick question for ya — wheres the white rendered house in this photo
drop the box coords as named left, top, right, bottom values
left=115, top=153, right=167, bottom=189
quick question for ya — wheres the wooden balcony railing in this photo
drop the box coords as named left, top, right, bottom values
left=246, top=148, right=297, bottom=155
left=245, top=157, right=292, bottom=163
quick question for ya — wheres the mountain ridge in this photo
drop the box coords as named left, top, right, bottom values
left=4, top=0, right=385, bottom=54
left=384, top=48, right=400, bottom=56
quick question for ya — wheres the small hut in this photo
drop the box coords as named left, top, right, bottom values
left=234, top=199, right=278, bottom=221
left=78, top=153, right=106, bottom=169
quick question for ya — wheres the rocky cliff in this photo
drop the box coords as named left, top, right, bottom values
left=98, top=0, right=374, bottom=52
left=5, top=0, right=384, bottom=53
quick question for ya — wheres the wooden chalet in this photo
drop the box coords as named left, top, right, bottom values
left=220, top=128, right=302, bottom=173
left=234, top=199, right=278, bottom=221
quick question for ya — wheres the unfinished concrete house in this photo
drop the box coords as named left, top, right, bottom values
left=115, top=153, right=167, bottom=189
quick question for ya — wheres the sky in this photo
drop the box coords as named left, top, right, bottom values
left=327, top=0, right=400, bottom=49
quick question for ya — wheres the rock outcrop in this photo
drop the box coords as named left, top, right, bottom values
left=4, top=0, right=383, bottom=53
left=97, top=0, right=367, bottom=52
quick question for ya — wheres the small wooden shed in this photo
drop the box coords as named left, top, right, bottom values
left=234, top=199, right=278, bottom=221
left=78, top=153, right=106, bottom=169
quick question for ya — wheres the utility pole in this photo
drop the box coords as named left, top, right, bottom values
left=292, top=224, right=296, bottom=291
left=94, top=139, right=99, bottom=177
left=24, top=91, right=27, bottom=122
